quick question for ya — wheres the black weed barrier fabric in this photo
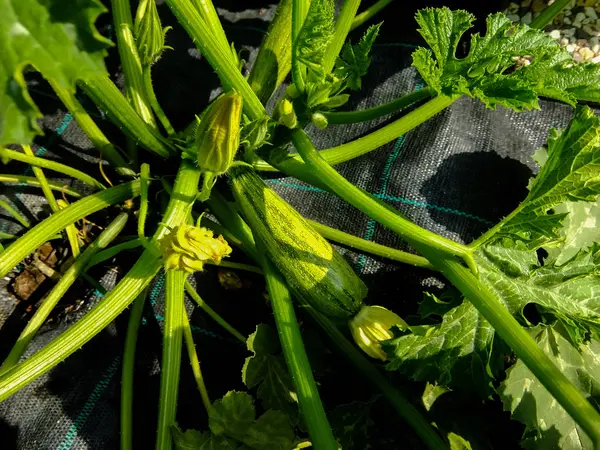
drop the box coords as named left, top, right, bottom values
left=0, top=0, right=582, bottom=448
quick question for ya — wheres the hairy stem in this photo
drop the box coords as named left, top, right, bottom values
left=143, top=67, right=175, bottom=136
left=0, top=180, right=140, bottom=278
left=292, top=129, right=470, bottom=260
left=121, top=288, right=148, bottom=450
left=47, top=79, right=134, bottom=175
left=530, top=0, right=571, bottom=29
left=164, top=0, right=265, bottom=119
left=0, top=161, right=200, bottom=402
left=262, top=259, right=338, bottom=450
left=111, top=0, right=157, bottom=130
left=0, top=148, right=106, bottom=189
left=307, top=219, right=435, bottom=270
left=0, top=175, right=82, bottom=198
left=80, top=74, right=173, bottom=158
left=291, top=0, right=309, bottom=91
left=184, top=280, right=246, bottom=344
left=0, top=199, right=30, bottom=229
left=0, top=213, right=129, bottom=372
left=182, top=311, right=212, bottom=412
left=157, top=269, right=186, bottom=450
left=323, top=87, right=434, bottom=124
left=256, top=94, right=455, bottom=171
left=351, top=0, right=392, bottom=30
left=322, top=0, right=362, bottom=74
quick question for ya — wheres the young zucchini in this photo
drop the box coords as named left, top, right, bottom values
left=230, top=166, right=367, bottom=320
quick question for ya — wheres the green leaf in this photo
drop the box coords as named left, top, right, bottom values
left=333, top=23, right=381, bottom=90
left=498, top=324, right=600, bottom=450
left=171, top=425, right=239, bottom=450
left=243, top=410, right=296, bottom=450
left=384, top=299, right=497, bottom=398
left=0, top=0, right=111, bottom=146
left=412, top=8, right=600, bottom=111
left=487, top=106, right=600, bottom=248
left=242, top=325, right=298, bottom=421
left=294, top=0, right=334, bottom=78
left=329, top=401, right=374, bottom=449
left=209, top=391, right=256, bottom=440
left=447, top=432, right=473, bottom=450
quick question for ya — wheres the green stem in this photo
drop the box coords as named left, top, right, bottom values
left=421, top=251, right=600, bottom=447
left=58, top=198, right=81, bottom=258
left=307, top=219, right=435, bottom=270
left=0, top=213, right=129, bottom=373
left=0, top=232, right=16, bottom=240
left=80, top=74, right=173, bottom=158
left=0, top=199, right=30, bottom=228
left=138, top=163, right=150, bottom=242
left=111, top=0, right=158, bottom=130
left=207, top=259, right=263, bottom=274
left=323, top=87, right=434, bottom=124
left=0, top=148, right=106, bottom=189
left=164, top=0, right=265, bottom=119
left=247, top=0, right=293, bottom=103
left=157, top=269, right=186, bottom=450
left=210, top=201, right=446, bottom=450
left=256, top=94, right=455, bottom=171
left=322, top=0, right=362, bottom=74
left=351, top=0, right=392, bottom=30
left=262, top=259, right=337, bottom=450
left=182, top=310, right=212, bottom=412
left=530, top=0, right=571, bottom=29
left=0, top=175, right=82, bottom=198
left=21, top=144, right=80, bottom=257
left=301, top=300, right=448, bottom=450
left=468, top=207, right=521, bottom=250
left=184, top=280, right=246, bottom=344
left=0, top=180, right=140, bottom=278
left=190, top=0, right=230, bottom=53
left=87, top=238, right=143, bottom=268
left=47, top=79, right=134, bottom=175
left=143, top=67, right=176, bottom=136
left=121, top=288, right=149, bottom=450
left=292, top=129, right=470, bottom=260
left=0, top=161, right=200, bottom=402
left=291, top=0, right=309, bottom=92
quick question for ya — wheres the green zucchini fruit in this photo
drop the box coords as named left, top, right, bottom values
left=230, top=167, right=367, bottom=320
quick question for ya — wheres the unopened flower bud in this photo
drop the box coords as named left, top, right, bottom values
left=275, top=98, right=297, bottom=129
left=349, top=306, right=407, bottom=361
left=311, top=112, right=328, bottom=129
left=195, top=92, right=243, bottom=200
left=161, top=225, right=232, bottom=273
left=134, top=0, right=171, bottom=66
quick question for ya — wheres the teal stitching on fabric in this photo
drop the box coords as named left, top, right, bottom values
left=56, top=356, right=121, bottom=450
left=34, top=113, right=73, bottom=158
left=266, top=179, right=492, bottom=224
left=356, top=134, right=407, bottom=272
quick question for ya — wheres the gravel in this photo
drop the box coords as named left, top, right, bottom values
left=505, top=0, right=600, bottom=63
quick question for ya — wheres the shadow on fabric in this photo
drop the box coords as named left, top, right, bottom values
left=420, top=151, right=533, bottom=242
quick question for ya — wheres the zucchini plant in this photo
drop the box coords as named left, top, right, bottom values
left=1, top=0, right=600, bottom=449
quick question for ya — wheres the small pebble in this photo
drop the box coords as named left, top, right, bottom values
left=573, top=52, right=585, bottom=61
left=507, top=13, right=520, bottom=22
left=592, top=55, right=600, bottom=62
left=561, top=37, right=570, bottom=45
left=550, top=29, right=562, bottom=39
left=522, top=12, right=533, bottom=24
left=585, top=6, right=598, bottom=18
left=579, top=46, right=595, bottom=59
left=508, top=2, right=520, bottom=13
left=564, top=27, right=576, bottom=35
left=576, top=38, right=590, bottom=46
left=583, top=17, right=592, bottom=23
left=521, top=0, right=533, bottom=7
left=564, top=17, right=573, bottom=24
left=575, top=11, right=587, bottom=22
left=566, top=43, right=577, bottom=52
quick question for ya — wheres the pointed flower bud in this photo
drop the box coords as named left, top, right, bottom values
left=274, top=98, right=297, bottom=129
left=195, top=92, right=243, bottom=200
left=349, top=305, right=408, bottom=361
left=311, top=112, right=328, bottom=129
left=160, top=225, right=232, bottom=273
left=134, top=0, right=172, bottom=66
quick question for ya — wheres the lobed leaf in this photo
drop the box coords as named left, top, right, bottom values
left=499, top=324, right=600, bottom=450
left=412, top=7, right=600, bottom=110
left=0, top=0, right=111, bottom=146
left=333, top=23, right=381, bottom=90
